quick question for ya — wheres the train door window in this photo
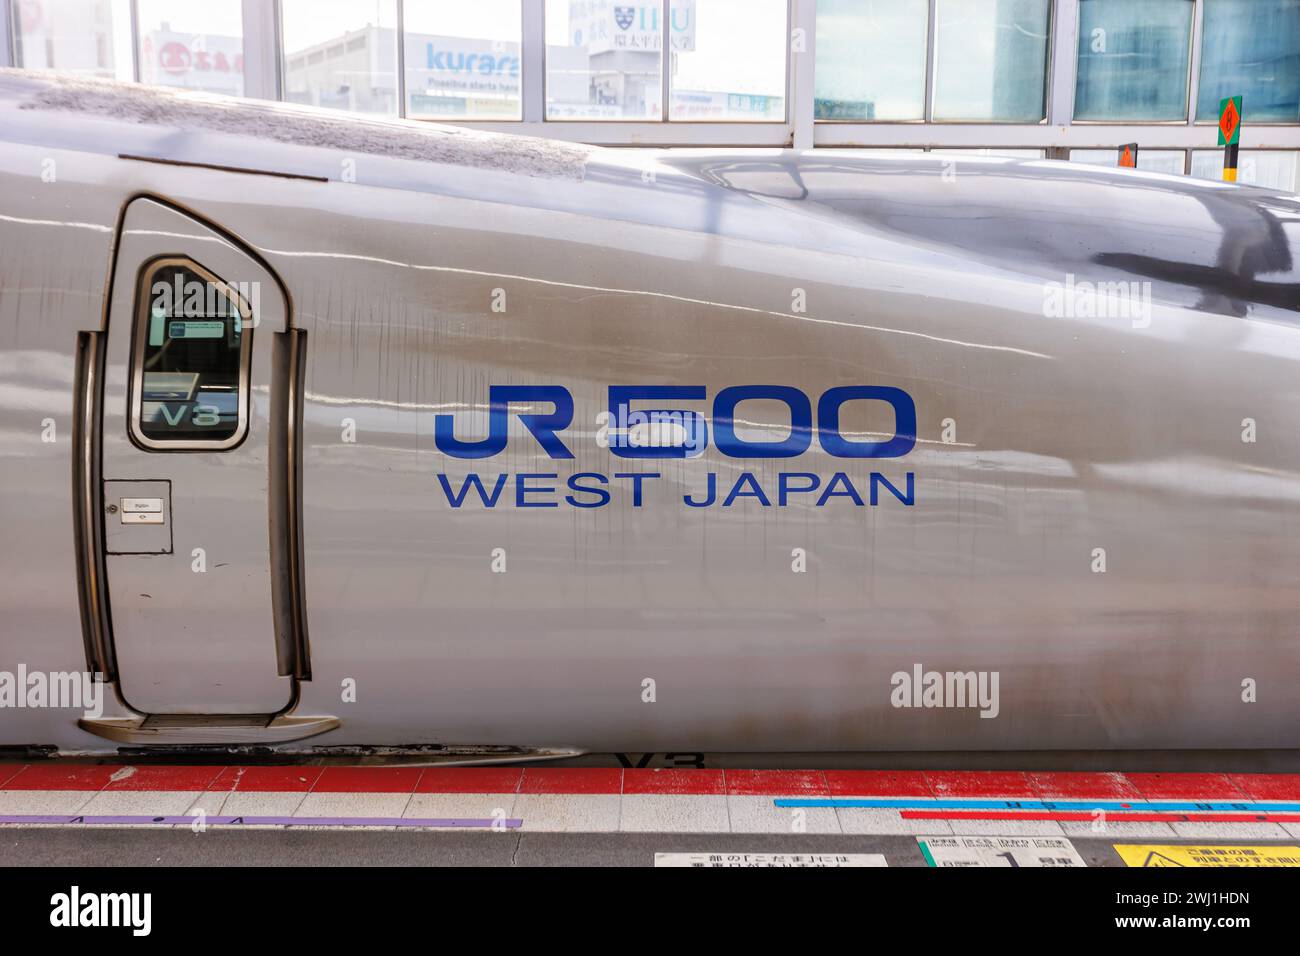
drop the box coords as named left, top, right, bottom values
left=130, top=258, right=252, bottom=450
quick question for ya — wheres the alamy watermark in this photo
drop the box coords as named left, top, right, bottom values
left=595, top=406, right=707, bottom=455
left=1043, top=274, right=1152, bottom=328
left=50, top=886, right=151, bottom=936
left=151, top=274, right=259, bottom=324
left=890, top=663, right=1000, bottom=719
left=0, top=667, right=103, bottom=718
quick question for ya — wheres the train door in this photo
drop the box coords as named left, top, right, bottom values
left=95, top=197, right=306, bottom=716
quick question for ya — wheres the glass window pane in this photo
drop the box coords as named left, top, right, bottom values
left=136, top=261, right=249, bottom=447
left=932, top=0, right=1050, bottom=122
left=402, top=0, right=521, bottom=120
left=1191, top=150, right=1299, bottom=191
left=545, top=0, right=663, bottom=119
left=669, top=0, right=785, bottom=121
left=1070, top=148, right=1186, bottom=174
left=137, top=0, right=244, bottom=96
left=13, top=0, right=133, bottom=79
left=1073, top=0, right=1192, bottom=121
left=281, top=0, right=397, bottom=116
left=814, top=0, right=927, bottom=121
left=1197, top=0, right=1300, bottom=123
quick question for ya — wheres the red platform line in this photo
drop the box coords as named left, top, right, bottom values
left=1125, top=772, right=1247, bottom=801
left=1228, top=773, right=1300, bottom=802
left=1028, top=771, right=1142, bottom=801
left=102, top=765, right=225, bottom=792
left=725, top=769, right=829, bottom=796
left=825, top=770, right=931, bottom=798
left=210, top=766, right=324, bottom=793
left=2, top=764, right=120, bottom=791
left=623, top=768, right=725, bottom=795
left=0, top=765, right=25, bottom=788
left=416, top=767, right=522, bottom=794
left=925, top=770, right=1035, bottom=799
left=519, top=768, right=623, bottom=795
left=2, top=765, right=1299, bottom=801
left=900, top=809, right=1300, bottom=823
left=310, top=766, right=423, bottom=793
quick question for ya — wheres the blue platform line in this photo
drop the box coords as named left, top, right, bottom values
left=773, top=798, right=1300, bottom=812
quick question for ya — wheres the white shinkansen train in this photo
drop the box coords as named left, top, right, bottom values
left=2, top=70, right=1299, bottom=760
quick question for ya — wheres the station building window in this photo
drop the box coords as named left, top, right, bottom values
left=402, top=0, right=522, bottom=120
left=281, top=0, right=398, bottom=117
left=4, top=0, right=1299, bottom=188
left=1073, top=0, right=1193, bottom=122
left=11, top=0, right=132, bottom=79
left=544, top=0, right=663, bottom=119
left=669, top=0, right=787, bottom=121
left=814, top=0, right=1050, bottom=124
left=543, top=0, right=787, bottom=123
left=1190, top=149, right=1299, bottom=191
left=1196, top=0, right=1300, bottom=124
left=814, top=0, right=928, bottom=121
left=931, top=0, right=1051, bottom=122
left=136, top=0, right=244, bottom=97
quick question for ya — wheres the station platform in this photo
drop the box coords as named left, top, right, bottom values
left=1, top=764, right=1298, bottom=866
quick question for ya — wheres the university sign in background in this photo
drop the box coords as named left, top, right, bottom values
left=570, top=0, right=697, bottom=53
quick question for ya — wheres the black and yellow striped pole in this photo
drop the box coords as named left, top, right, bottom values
left=1219, top=95, right=1242, bottom=182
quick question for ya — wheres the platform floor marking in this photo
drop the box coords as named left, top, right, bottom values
left=1114, top=844, right=1300, bottom=867
left=3, top=766, right=1297, bottom=800
left=655, top=852, right=888, bottom=867
left=901, top=809, right=1300, bottom=824
left=0, top=814, right=520, bottom=829
left=918, top=835, right=1086, bottom=867
left=0, top=767, right=1295, bottom=836
left=777, top=798, right=1300, bottom=812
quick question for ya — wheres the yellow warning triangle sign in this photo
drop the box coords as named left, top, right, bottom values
left=1142, top=851, right=1185, bottom=867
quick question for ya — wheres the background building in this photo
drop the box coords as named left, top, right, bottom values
left=3, top=0, right=1298, bottom=190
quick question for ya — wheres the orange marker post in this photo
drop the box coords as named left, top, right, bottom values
left=1218, top=96, right=1242, bottom=182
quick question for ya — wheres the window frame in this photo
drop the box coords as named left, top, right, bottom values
left=812, top=0, right=930, bottom=124
left=540, top=0, right=667, bottom=124
left=1191, top=0, right=1300, bottom=127
left=3, top=0, right=1297, bottom=165
left=0, top=0, right=12, bottom=68
left=278, top=0, right=400, bottom=117
left=400, top=0, right=525, bottom=122
left=1069, top=0, right=1197, bottom=126
left=539, top=0, right=795, bottom=129
left=929, top=0, right=1056, bottom=125
left=813, top=0, right=1057, bottom=126
left=129, top=256, right=254, bottom=453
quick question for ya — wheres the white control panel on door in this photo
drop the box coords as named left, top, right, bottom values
left=120, top=498, right=164, bottom=523
left=104, top=480, right=172, bottom=554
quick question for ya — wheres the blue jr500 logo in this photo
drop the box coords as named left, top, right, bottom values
left=434, top=385, right=917, bottom=510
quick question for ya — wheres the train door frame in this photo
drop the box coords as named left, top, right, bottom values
left=73, top=194, right=334, bottom=745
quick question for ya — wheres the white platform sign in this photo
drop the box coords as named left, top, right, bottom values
left=918, top=836, right=1087, bottom=867
left=656, top=852, right=888, bottom=868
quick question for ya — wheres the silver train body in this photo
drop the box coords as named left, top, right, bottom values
left=2, top=71, right=1299, bottom=757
